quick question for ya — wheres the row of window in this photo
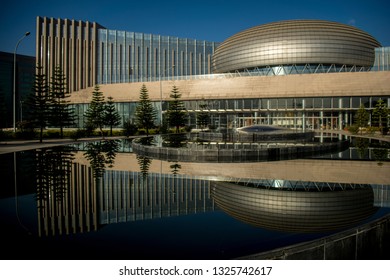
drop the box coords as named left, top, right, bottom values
left=72, top=96, right=388, bottom=129
left=182, top=96, right=388, bottom=111
left=97, top=29, right=219, bottom=83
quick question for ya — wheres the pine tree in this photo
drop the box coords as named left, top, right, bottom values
left=166, top=85, right=188, bottom=133
left=104, top=96, right=121, bottom=136
left=354, top=103, right=369, bottom=135
left=196, top=103, right=210, bottom=131
left=372, top=98, right=389, bottom=135
left=135, top=84, right=156, bottom=136
left=25, top=65, right=50, bottom=142
left=84, top=84, right=106, bottom=137
left=49, top=66, right=74, bottom=138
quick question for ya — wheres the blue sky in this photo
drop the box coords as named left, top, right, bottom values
left=1, top=0, right=389, bottom=57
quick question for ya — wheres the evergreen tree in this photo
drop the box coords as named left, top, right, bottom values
left=372, top=98, right=389, bottom=135
left=354, top=103, right=369, bottom=135
left=49, top=66, right=74, bottom=138
left=84, top=84, right=106, bottom=137
left=166, top=85, right=188, bottom=133
left=196, top=103, right=210, bottom=131
left=26, top=65, right=50, bottom=142
left=104, top=96, right=121, bottom=136
left=135, top=84, right=156, bottom=136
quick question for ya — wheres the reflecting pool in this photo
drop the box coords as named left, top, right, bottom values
left=0, top=134, right=389, bottom=260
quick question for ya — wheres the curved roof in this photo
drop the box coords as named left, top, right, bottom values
left=212, top=20, right=381, bottom=73
left=211, top=181, right=378, bottom=233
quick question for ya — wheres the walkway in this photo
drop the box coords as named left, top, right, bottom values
left=0, top=136, right=125, bottom=155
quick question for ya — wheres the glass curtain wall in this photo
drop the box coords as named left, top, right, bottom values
left=73, top=96, right=389, bottom=130
left=97, top=29, right=219, bottom=84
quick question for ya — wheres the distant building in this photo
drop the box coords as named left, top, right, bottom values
left=36, top=17, right=390, bottom=130
left=0, top=51, right=35, bottom=128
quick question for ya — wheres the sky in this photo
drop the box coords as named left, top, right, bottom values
left=1, top=0, right=389, bottom=57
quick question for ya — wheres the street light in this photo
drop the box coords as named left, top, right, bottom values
left=13, top=31, right=30, bottom=132
left=159, top=64, right=175, bottom=126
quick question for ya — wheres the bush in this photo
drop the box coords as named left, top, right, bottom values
left=346, top=125, right=359, bottom=134
left=44, top=130, right=60, bottom=138
left=123, top=120, right=138, bottom=137
left=15, top=121, right=35, bottom=139
left=0, top=130, right=13, bottom=141
left=70, top=129, right=87, bottom=140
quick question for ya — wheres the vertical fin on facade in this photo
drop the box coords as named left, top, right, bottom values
left=36, top=16, right=104, bottom=93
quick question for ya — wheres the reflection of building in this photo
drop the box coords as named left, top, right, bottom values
left=37, top=162, right=99, bottom=236
left=37, top=162, right=214, bottom=236
left=100, top=171, right=214, bottom=224
left=211, top=181, right=378, bottom=233
left=372, top=185, right=390, bottom=208
left=36, top=17, right=390, bottom=130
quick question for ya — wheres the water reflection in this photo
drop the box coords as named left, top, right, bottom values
left=83, top=139, right=120, bottom=179
left=162, top=133, right=188, bottom=148
left=35, top=146, right=75, bottom=203
left=0, top=137, right=389, bottom=259
left=170, top=162, right=182, bottom=176
left=211, top=181, right=378, bottom=233
left=136, top=155, right=152, bottom=179
left=353, top=137, right=390, bottom=165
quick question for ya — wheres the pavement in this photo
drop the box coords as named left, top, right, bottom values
left=0, top=136, right=125, bottom=154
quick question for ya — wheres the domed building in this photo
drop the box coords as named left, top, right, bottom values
left=36, top=17, right=390, bottom=131
left=212, top=20, right=381, bottom=74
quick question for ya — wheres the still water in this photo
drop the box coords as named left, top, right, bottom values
left=0, top=134, right=389, bottom=260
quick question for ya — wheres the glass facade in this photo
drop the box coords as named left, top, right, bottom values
left=97, top=29, right=219, bottom=84
left=73, top=95, right=390, bottom=131
left=372, top=47, right=390, bottom=71
left=37, top=17, right=388, bottom=132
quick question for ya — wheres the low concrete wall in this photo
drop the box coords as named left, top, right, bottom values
left=238, top=214, right=390, bottom=260
left=197, top=131, right=315, bottom=142
left=131, top=138, right=349, bottom=162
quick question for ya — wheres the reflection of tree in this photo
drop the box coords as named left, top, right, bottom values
left=84, top=140, right=120, bottom=180
left=372, top=141, right=390, bottom=166
left=170, top=162, right=182, bottom=176
left=35, top=146, right=75, bottom=206
left=162, top=133, right=188, bottom=148
left=355, top=137, right=369, bottom=159
left=138, top=136, right=154, bottom=146
left=137, top=155, right=152, bottom=179
left=104, top=140, right=121, bottom=168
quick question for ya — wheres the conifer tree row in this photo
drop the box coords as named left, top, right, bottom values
left=84, top=85, right=122, bottom=137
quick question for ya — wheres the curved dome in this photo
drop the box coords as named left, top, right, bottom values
left=211, top=181, right=377, bottom=233
left=212, top=20, right=381, bottom=73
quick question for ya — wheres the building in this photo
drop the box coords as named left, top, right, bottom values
left=36, top=17, right=390, bottom=130
left=0, top=51, right=35, bottom=128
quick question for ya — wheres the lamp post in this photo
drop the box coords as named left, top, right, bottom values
left=159, top=64, right=175, bottom=126
left=13, top=31, right=30, bottom=132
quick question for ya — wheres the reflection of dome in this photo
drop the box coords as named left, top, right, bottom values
left=236, top=125, right=286, bottom=133
left=211, top=181, right=378, bottom=233
left=212, top=20, right=381, bottom=73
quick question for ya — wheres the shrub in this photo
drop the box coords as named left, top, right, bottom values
left=123, top=120, right=138, bottom=137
